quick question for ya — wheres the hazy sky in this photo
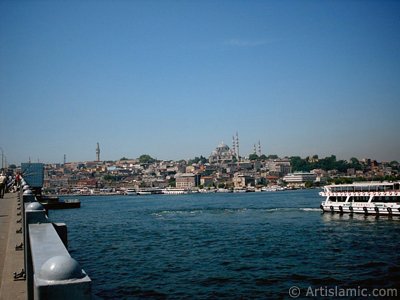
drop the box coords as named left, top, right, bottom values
left=1, top=0, right=399, bottom=165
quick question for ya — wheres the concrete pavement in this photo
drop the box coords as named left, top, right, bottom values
left=0, top=191, right=26, bottom=299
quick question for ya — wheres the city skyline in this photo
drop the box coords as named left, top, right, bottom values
left=1, top=1, right=399, bottom=165
left=8, top=139, right=398, bottom=166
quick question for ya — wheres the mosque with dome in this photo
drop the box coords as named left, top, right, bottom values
left=208, top=142, right=237, bottom=164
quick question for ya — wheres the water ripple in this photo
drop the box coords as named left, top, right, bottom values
left=52, top=190, right=400, bottom=299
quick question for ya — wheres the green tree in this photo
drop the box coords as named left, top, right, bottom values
left=103, top=174, right=116, bottom=181
left=290, top=156, right=309, bottom=172
left=349, top=157, right=362, bottom=170
left=305, top=181, right=314, bottom=188
left=138, top=154, right=155, bottom=164
left=168, top=178, right=176, bottom=187
left=390, top=161, right=399, bottom=170
left=249, top=154, right=259, bottom=161
left=188, top=156, right=208, bottom=165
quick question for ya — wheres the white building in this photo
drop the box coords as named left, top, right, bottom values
left=265, top=159, right=292, bottom=176
left=282, top=172, right=317, bottom=185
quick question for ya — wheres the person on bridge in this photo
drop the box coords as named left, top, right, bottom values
left=0, top=171, right=6, bottom=198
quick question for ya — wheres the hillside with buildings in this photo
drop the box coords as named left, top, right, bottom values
left=35, top=141, right=399, bottom=195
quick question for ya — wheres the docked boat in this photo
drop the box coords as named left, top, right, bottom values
left=216, top=188, right=231, bottom=193
left=162, top=188, right=190, bottom=195
left=198, top=188, right=216, bottom=193
left=262, top=185, right=286, bottom=192
left=137, top=190, right=152, bottom=195
left=39, top=196, right=80, bottom=210
left=320, top=181, right=400, bottom=215
left=125, top=188, right=137, bottom=196
left=233, top=188, right=247, bottom=193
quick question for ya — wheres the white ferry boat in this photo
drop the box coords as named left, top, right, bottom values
left=320, top=181, right=400, bottom=215
left=162, top=188, right=191, bottom=195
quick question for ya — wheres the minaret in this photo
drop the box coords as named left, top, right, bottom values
left=236, top=132, right=240, bottom=162
left=96, top=142, right=100, bottom=162
left=258, top=140, right=262, bottom=156
left=232, top=135, right=236, bottom=157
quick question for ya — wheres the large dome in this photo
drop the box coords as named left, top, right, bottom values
left=217, top=142, right=230, bottom=151
left=209, top=141, right=234, bottom=163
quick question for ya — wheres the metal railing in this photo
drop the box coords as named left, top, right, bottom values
left=20, top=178, right=91, bottom=299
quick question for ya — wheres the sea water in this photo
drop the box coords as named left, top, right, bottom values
left=51, top=190, right=400, bottom=299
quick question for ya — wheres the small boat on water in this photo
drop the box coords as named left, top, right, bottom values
left=233, top=188, right=247, bottom=193
left=216, top=188, right=231, bottom=193
left=262, top=185, right=286, bottom=192
left=39, top=196, right=80, bottom=210
left=162, top=188, right=190, bottom=195
left=320, top=181, right=400, bottom=215
left=125, top=188, right=137, bottom=196
left=137, top=190, right=152, bottom=195
left=198, top=188, right=216, bottom=193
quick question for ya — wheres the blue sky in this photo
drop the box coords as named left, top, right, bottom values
left=1, top=0, right=399, bottom=164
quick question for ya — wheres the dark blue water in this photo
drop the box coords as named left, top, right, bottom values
left=50, top=190, right=400, bottom=299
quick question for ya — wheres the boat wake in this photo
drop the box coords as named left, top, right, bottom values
left=151, top=207, right=321, bottom=218
left=300, top=208, right=321, bottom=212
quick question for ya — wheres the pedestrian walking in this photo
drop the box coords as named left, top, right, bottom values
left=0, top=172, right=6, bottom=198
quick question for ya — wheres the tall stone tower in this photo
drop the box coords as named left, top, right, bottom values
left=235, top=132, right=240, bottom=162
left=96, top=142, right=100, bottom=162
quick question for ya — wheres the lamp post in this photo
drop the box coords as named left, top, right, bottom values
left=0, top=147, right=4, bottom=170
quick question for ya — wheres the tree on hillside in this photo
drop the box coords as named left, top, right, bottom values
left=349, top=157, right=363, bottom=170
left=138, top=154, right=155, bottom=164
left=188, top=156, right=208, bottom=165
left=249, top=154, right=259, bottom=161
left=290, top=156, right=310, bottom=172
left=390, top=161, right=399, bottom=170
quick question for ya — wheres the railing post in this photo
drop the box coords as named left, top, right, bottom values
left=25, top=201, right=48, bottom=300
left=20, top=175, right=91, bottom=299
left=33, top=256, right=91, bottom=299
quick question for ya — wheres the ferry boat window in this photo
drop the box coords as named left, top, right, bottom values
left=349, top=196, right=369, bottom=202
left=372, top=196, right=381, bottom=202
left=384, top=196, right=393, bottom=202
left=369, top=186, right=377, bottom=192
left=373, top=196, right=385, bottom=202
left=394, top=183, right=399, bottom=190
left=375, top=196, right=396, bottom=202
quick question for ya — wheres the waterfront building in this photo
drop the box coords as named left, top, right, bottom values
left=282, top=172, right=317, bottom=187
left=265, top=159, right=292, bottom=177
left=233, top=173, right=255, bottom=189
left=175, top=173, right=196, bottom=189
left=200, top=176, right=214, bottom=187
left=76, top=178, right=98, bottom=188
